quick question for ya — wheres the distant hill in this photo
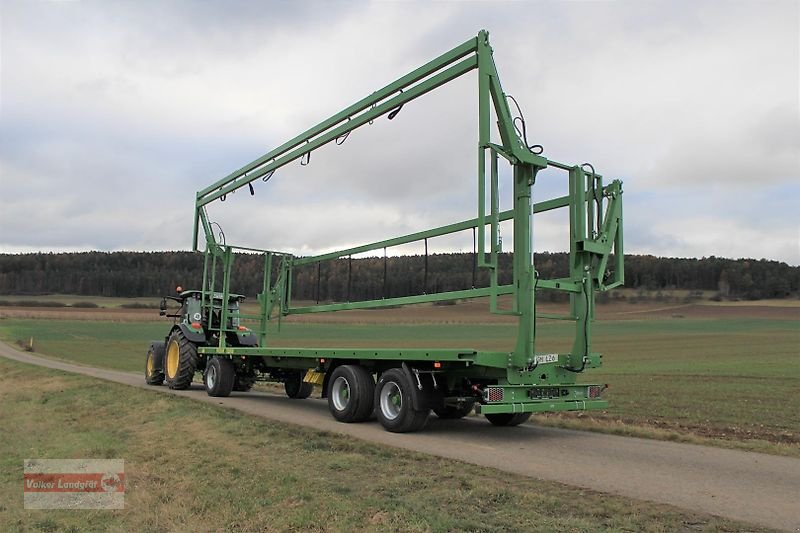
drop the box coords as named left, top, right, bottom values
left=0, top=251, right=797, bottom=301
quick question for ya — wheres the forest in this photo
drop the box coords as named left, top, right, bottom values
left=0, top=251, right=797, bottom=303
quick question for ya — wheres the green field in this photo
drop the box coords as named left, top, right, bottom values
left=0, top=358, right=760, bottom=532
left=0, top=294, right=161, bottom=308
left=1, top=310, right=797, bottom=456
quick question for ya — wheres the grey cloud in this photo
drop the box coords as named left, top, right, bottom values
left=0, top=0, right=797, bottom=265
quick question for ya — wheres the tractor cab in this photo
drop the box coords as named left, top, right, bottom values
left=159, top=289, right=246, bottom=330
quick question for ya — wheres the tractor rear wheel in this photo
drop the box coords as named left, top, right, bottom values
left=284, top=371, right=313, bottom=399
left=164, top=330, right=198, bottom=390
left=205, top=357, right=235, bottom=397
left=144, top=341, right=165, bottom=386
left=485, top=412, right=532, bottom=427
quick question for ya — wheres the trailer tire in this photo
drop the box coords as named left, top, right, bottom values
left=164, top=330, right=198, bottom=390
left=375, top=368, right=429, bottom=433
left=284, top=372, right=313, bottom=399
left=433, top=401, right=475, bottom=419
left=205, top=357, right=235, bottom=397
left=144, top=341, right=165, bottom=386
left=326, top=365, right=375, bottom=423
left=485, top=412, right=532, bottom=427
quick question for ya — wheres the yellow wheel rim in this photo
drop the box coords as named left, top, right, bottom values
left=166, top=339, right=180, bottom=379
left=146, top=351, right=154, bottom=377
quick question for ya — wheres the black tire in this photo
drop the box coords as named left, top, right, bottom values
left=433, top=401, right=475, bottom=419
left=204, top=357, right=235, bottom=397
left=144, top=341, right=165, bottom=386
left=233, top=374, right=256, bottom=392
left=375, top=368, right=429, bottom=433
left=485, top=412, right=532, bottom=427
left=284, top=371, right=313, bottom=399
left=164, top=330, right=198, bottom=390
left=326, top=365, right=375, bottom=423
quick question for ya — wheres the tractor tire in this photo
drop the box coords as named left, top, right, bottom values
left=164, top=329, right=198, bottom=390
left=326, top=365, right=375, bottom=423
left=233, top=374, right=256, bottom=392
left=375, top=368, right=429, bottom=433
left=433, top=401, right=475, bottom=419
left=284, top=371, right=313, bottom=399
left=204, top=357, right=235, bottom=397
left=485, top=412, right=532, bottom=427
left=144, top=341, right=165, bottom=386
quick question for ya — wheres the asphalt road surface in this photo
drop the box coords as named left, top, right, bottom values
left=2, top=342, right=798, bottom=531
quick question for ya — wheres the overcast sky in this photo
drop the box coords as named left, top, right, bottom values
left=1, top=0, right=798, bottom=264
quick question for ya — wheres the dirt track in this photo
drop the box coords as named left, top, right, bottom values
left=2, top=342, right=799, bottom=532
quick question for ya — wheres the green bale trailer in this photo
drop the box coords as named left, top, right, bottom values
left=144, top=30, right=624, bottom=433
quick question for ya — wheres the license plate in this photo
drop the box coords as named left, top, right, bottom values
left=533, top=353, right=559, bottom=365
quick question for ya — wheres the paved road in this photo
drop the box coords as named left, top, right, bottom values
left=2, top=343, right=798, bottom=531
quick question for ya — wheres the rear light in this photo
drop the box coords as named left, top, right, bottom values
left=237, top=325, right=248, bottom=331
left=484, top=387, right=504, bottom=402
left=191, top=322, right=201, bottom=329
left=433, top=361, right=441, bottom=369
left=587, top=385, right=606, bottom=399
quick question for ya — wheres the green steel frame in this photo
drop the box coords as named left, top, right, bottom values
left=190, top=31, right=624, bottom=414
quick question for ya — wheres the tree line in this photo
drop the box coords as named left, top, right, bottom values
left=0, top=251, right=797, bottom=301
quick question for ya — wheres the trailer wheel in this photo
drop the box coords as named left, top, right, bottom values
left=205, top=357, right=235, bottom=397
left=284, top=372, right=313, bottom=399
left=164, top=330, right=198, bottom=390
left=326, top=365, right=375, bottom=423
left=375, top=368, right=429, bottom=433
left=433, top=401, right=475, bottom=419
left=144, top=341, right=165, bottom=386
left=485, top=412, right=532, bottom=427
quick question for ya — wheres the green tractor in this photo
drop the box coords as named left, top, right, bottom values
left=144, top=288, right=264, bottom=396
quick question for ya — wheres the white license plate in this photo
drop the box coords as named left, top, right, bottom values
left=533, top=353, right=559, bottom=365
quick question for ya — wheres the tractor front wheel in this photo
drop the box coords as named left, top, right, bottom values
left=144, top=341, right=165, bottom=386
left=164, top=330, right=198, bottom=390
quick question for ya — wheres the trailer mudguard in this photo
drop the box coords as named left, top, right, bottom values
left=401, top=362, right=444, bottom=411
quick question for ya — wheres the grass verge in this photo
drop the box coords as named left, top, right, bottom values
left=0, top=357, right=764, bottom=532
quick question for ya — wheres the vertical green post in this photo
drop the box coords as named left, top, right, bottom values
left=259, top=252, right=272, bottom=347
left=569, top=167, right=591, bottom=366
left=218, top=247, right=234, bottom=349
left=614, top=185, right=624, bottom=285
left=476, top=31, right=491, bottom=269
left=201, top=249, right=210, bottom=319
left=511, top=163, right=536, bottom=371
left=489, top=148, right=501, bottom=312
left=208, top=251, right=218, bottom=322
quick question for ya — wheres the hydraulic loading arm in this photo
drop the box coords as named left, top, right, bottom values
left=191, top=30, right=624, bottom=380
left=192, top=30, right=541, bottom=249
